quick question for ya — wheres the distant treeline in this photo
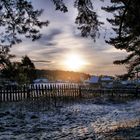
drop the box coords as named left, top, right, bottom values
left=36, top=69, right=90, bottom=82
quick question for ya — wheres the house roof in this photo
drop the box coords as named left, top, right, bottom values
left=100, top=77, right=113, bottom=81
left=33, top=78, right=49, bottom=83
left=88, top=76, right=99, bottom=83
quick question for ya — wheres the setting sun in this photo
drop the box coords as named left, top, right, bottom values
left=63, top=54, right=87, bottom=71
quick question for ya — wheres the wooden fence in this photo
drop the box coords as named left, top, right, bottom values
left=0, top=84, right=81, bottom=102
left=0, top=84, right=140, bottom=102
left=81, top=87, right=140, bottom=98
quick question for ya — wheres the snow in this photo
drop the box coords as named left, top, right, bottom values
left=0, top=99, right=140, bottom=140
left=100, top=77, right=112, bottom=81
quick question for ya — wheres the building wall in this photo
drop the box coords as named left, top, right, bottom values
left=89, top=83, right=101, bottom=88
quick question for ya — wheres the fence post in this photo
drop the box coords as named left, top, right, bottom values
left=79, top=85, right=82, bottom=98
left=27, top=86, right=30, bottom=99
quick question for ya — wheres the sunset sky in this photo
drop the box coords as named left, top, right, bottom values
left=11, top=0, right=127, bottom=76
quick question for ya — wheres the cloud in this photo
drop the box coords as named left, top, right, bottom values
left=32, top=60, right=52, bottom=63
left=38, top=28, right=63, bottom=46
left=45, top=29, right=62, bottom=41
left=10, top=0, right=127, bottom=75
left=104, top=47, right=126, bottom=53
left=45, top=42, right=57, bottom=46
left=39, top=48, right=68, bottom=57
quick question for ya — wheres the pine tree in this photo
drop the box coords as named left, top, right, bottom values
left=102, top=0, right=140, bottom=79
left=21, top=55, right=36, bottom=83
left=1, top=0, right=140, bottom=79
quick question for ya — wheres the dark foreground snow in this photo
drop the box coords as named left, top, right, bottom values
left=0, top=99, right=140, bottom=140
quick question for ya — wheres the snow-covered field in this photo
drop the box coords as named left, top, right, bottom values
left=0, top=98, right=140, bottom=140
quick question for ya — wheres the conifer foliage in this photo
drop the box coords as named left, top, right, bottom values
left=103, top=0, right=140, bottom=78
left=0, top=0, right=49, bottom=48
left=0, top=0, right=140, bottom=78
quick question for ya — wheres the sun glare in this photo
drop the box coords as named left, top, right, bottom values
left=64, top=54, right=87, bottom=71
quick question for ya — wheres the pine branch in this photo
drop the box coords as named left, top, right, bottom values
left=119, top=0, right=132, bottom=38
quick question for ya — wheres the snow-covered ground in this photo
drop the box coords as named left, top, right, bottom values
left=0, top=98, right=140, bottom=140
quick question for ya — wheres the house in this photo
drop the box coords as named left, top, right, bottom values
left=100, top=76, right=114, bottom=88
left=86, top=76, right=100, bottom=88
left=133, top=79, right=140, bottom=84
left=136, top=79, right=140, bottom=85
left=33, top=78, right=49, bottom=84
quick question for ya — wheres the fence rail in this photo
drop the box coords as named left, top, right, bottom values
left=0, top=84, right=140, bottom=102
left=81, top=87, right=140, bottom=98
